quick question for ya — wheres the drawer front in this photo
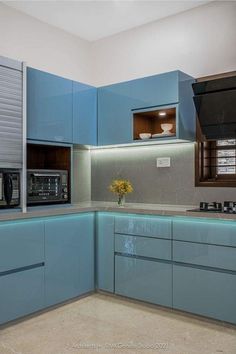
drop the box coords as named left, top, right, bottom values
left=173, top=219, right=236, bottom=246
left=115, top=255, right=172, bottom=307
left=173, top=265, right=236, bottom=324
left=173, top=241, right=236, bottom=271
left=0, top=267, right=44, bottom=325
left=0, top=221, right=44, bottom=273
left=115, top=234, right=171, bottom=260
left=115, top=215, right=171, bottom=239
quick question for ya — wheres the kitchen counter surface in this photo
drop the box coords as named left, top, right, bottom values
left=1, top=201, right=236, bottom=221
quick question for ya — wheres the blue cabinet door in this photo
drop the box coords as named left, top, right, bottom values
left=96, top=213, right=115, bottom=292
left=115, top=255, right=172, bottom=307
left=0, top=220, right=44, bottom=272
left=27, top=67, right=73, bottom=143
left=73, top=81, right=97, bottom=145
left=173, top=264, right=236, bottom=324
left=45, top=213, right=94, bottom=307
left=130, top=71, right=179, bottom=110
left=98, top=82, right=133, bottom=145
left=0, top=267, right=44, bottom=325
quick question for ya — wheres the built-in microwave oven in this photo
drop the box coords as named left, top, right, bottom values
left=27, top=169, right=69, bottom=205
left=0, top=170, right=20, bottom=208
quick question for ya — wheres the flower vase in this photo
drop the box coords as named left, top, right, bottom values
left=118, top=195, right=125, bottom=207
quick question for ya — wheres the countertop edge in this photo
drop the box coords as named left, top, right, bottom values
left=1, top=203, right=236, bottom=222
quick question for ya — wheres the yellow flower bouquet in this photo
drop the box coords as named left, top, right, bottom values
left=109, top=179, right=133, bottom=206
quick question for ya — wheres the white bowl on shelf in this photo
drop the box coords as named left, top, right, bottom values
left=161, top=123, right=173, bottom=134
left=139, top=133, right=151, bottom=140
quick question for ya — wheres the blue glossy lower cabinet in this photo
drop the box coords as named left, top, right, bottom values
left=115, top=255, right=172, bottom=307
left=173, top=265, right=236, bottom=324
left=45, top=214, right=95, bottom=307
left=96, top=213, right=115, bottom=292
left=0, top=267, right=44, bottom=325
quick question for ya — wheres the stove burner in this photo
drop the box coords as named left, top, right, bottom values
left=189, top=201, right=236, bottom=214
left=200, top=202, right=222, bottom=212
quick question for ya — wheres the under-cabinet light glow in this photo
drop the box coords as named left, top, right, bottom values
left=158, top=111, right=167, bottom=116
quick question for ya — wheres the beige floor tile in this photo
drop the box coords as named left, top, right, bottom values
left=0, top=293, right=235, bottom=354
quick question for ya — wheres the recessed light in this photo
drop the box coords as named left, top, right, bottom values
left=159, top=112, right=166, bottom=116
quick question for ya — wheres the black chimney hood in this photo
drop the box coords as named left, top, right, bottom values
left=192, top=75, right=236, bottom=140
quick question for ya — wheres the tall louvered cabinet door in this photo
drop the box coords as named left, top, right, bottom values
left=0, top=58, right=23, bottom=168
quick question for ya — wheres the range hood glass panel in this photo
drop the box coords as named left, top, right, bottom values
left=201, top=123, right=236, bottom=140
left=192, top=76, right=236, bottom=95
left=194, top=89, right=236, bottom=126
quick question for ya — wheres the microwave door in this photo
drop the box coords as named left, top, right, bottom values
left=3, top=173, right=13, bottom=206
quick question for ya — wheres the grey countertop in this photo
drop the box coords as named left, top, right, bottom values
left=1, top=201, right=236, bottom=222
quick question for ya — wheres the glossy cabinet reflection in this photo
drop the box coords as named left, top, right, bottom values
left=115, top=256, right=172, bottom=307
left=27, top=67, right=97, bottom=145
left=27, top=67, right=73, bottom=143
left=114, top=214, right=172, bottom=307
left=73, top=82, right=97, bottom=145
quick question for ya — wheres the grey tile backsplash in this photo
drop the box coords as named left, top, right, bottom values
left=90, top=143, right=236, bottom=205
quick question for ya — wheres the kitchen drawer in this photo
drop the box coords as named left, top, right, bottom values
left=115, top=234, right=171, bottom=260
left=115, top=255, right=172, bottom=307
left=115, top=215, right=171, bottom=239
left=0, top=220, right=44, bottom=273
left=173, top=264, right=236, bottom=324
left=0, top=267, right=44, bottom=325
left=173, top=218, right=236, bottom=247
left=173, top=240, right=236, bottom=271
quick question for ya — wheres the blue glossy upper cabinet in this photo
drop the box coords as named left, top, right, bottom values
left=27, top=67, right=73, bottom=143
left=72, top=81, right=97, bottom=145
left=98, top=81, right=133, bottom=145
left=98, top=70, right=195, bottom=145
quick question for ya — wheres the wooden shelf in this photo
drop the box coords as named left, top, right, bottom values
left=133, top=107, right=176, bottom=140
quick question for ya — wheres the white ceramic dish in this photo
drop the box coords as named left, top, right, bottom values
left=139, top=133, right=151, bottom=140
left=152, top=132, right=175, bottom=138
left=161, top=123, right=173, bottom=133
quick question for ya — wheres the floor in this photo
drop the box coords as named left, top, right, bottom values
left=0, top=293, right=236, bottom=354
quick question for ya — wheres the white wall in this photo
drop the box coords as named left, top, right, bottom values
left=0, top=2, right=93, bottom=84
left=1, top=2, right=235, bottom=86
left=92, top=1, right=236, bottom=86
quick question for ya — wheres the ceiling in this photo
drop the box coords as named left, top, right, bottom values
left=4, top=1, right=212, bottom=42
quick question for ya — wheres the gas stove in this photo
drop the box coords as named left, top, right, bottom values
left=190, top=201, right=236, bottom=214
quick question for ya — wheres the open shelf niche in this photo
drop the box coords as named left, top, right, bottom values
left=133, top=106, right=177, bottom=141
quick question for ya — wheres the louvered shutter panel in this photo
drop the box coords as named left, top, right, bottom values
left=0, top=65, right=23, bottom=167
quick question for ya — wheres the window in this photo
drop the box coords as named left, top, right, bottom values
left=195, top=139, right=236, bottom=187
left=216, top=140, right=236, bottom=175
